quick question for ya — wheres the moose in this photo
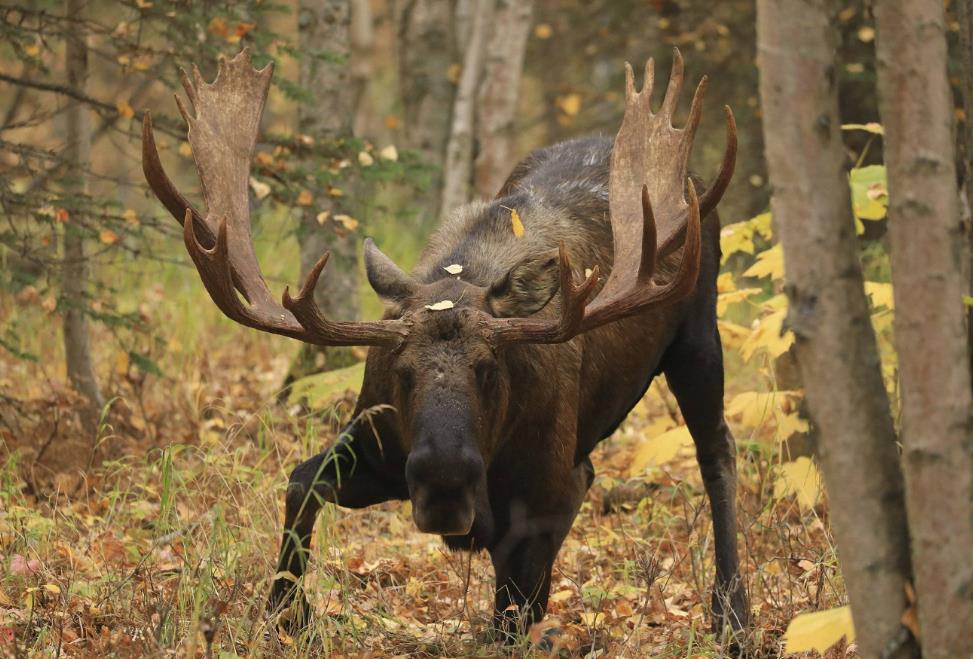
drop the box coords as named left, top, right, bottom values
left=141, top=48, right=748, bottom=639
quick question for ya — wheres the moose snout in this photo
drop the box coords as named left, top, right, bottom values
left=406, top=445, right=484, bottom=536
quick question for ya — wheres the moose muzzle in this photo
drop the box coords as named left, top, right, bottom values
left=405, top=443, right=484, bottom=536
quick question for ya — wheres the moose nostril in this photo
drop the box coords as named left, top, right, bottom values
left=406, top=446, right=484, bottom=491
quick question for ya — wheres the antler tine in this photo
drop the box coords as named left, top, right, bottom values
left=698, top=106, right=737, bottom=219
left=141, top=113, right=215, bottom=247
left=660, top=47, right=685, bottom=119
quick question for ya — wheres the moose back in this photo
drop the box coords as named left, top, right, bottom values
left=141, top=48, right=748, bottom=639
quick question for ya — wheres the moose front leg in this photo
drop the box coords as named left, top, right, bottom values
left=268, top=433, right=404, bottom=630
left=488, top=458, right=594, bottom=641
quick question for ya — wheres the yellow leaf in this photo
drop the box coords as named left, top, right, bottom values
left=443, top=264, right=463, bottom=275
left=99, top=229, right=120, bottom=245
left=115, top=100, right=135, bottom=119
left=425, top=300, right=455, bottom=311
left=865, top=281, right=894, bottom=310
left=297, top=190, right=314, bottom=206
left=358, top=151, right=374, bottom=167
left=740, top=306, right=794, bottom=361
left=774, top=457, right=823, bottom=510
left=727, top=390, right=799, bottom=429
left=327, top=185, right=344, bottom=197
left=579, top=612, right=605, bottom=626
left=557, top=93, right=582, bottom=117
left=114, top=351, right=130, bottom=376
left=742, top=243, right=784, bottom=279
left=249, top=177, right=271, bottom=200
left=717, top=287, right=761, bottom=316
left=842, top=123, right=883, bottom=135
left=534, top=23, right=553, bottom=39
left=316, top=211, right=331, bottom=225
left=42, top=583, right=61, bottom=594
left=549, top=588, right=574, bottom=603
left=776, top=411, right=809, bottom=440
left=379, top=145, right=398, bottom=161
left=510, top=208, right=525, bottom=238
left=122, top=208, right=139, bottom=226
left=716, top=272, right=736, bottom=294
left=783, top=606, right=855, bottom=653
left=335, top=214, right=359, bottom=231
left=24, top=43, right=40, bottom=57
left=629, top=426, right=693, bottom=475
left=178, top=142, right=192, bottom=158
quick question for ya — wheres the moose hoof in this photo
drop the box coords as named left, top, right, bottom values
left=267, top=582, right=312, bottom=635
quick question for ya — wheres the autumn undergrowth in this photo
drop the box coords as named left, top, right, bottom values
left=0, top=202, right=896, bottom=657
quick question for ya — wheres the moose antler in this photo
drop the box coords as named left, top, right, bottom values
left=492, top=48, right=736, bottom=344
left=142, top=49, right=409, bottom=346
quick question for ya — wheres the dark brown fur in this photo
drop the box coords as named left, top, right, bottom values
left=269, top=136, right=748, bottom=639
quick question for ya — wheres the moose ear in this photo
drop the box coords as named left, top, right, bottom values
left=487, top=248, right=561, bottom=318
left=364, top=238, right=418, bottom=302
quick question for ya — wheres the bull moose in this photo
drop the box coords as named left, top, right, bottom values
left=141, top=48, right=748, bottom=639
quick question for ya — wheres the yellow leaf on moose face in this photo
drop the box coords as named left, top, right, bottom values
left=629, top=425, right=693, bottom=475
left=783, top=606, right=855, bottom=653
left=774, top=457, right=823, bottom=510
left=510, top=209, right=525, bottom=238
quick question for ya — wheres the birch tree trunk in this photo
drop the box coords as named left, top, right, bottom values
left=397, top=0, right=458, bottom=222
left=756, top=1, right=917, bottom=656
left=874, top=2, right=973, bottom=655
left=292, top=0, right=359, bottom=380
left=473, top=0, right=533, bottom=199
left=63, top=0, right=103, bottom=414
left=439, top=0, right=494, bottom=218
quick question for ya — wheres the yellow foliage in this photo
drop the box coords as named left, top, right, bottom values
left=774, top=456, right=823, bottom=510
left=740, top=307, right=794, bottom=361
left=717, top=287, right=761, bottom=316
left=742, top=243, right=784, bottom=279
left=719, top=212, right=772, bottom=263
left=864, top=281, right=894, bottom=310
left=727, top=390, right=800, bottom=429
left=629, top=426, right=693, bottom=476
left=510, top=209, right=525, bottom=238
left=783, top=606, right=856, bottom=653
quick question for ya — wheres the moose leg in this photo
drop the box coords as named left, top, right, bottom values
left=489, top=458, right=594, bottom=640
left=662, top=329, right=749, bottom=636
left=268, top=435, right=402, bottom=629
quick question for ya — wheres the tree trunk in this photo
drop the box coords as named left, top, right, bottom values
left=63, top=0, right=104, bottom=415
left=956, top=0, right=973, bottom=385
left=292, top=0, right=359, bottom=381
left=349, top=0, right=374, bottom=127
left=756, top=1, right=917, bottom=656
left=396, top=0, right=458, bottom=222
left=874, top=2, right=973, bottom=655
left=473, top=0, right=533, bottom=199
left=440, top=0, right=494, bottom=218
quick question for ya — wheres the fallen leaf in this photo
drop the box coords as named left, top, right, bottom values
left=316, top=211, right=331, bottom=225
left=178, top=142, right=193, bottom=157
left=335, top=214, right=358, bottom=231
left=443, top=264, right=463, bottom=275
left=115, top=100, right=135, bottom=119
left=122, top=208, right=139, bottom=226
left=534, top=23, right=553, bottom=39
left=557, top=93, right=582, bottom=117
left=379, top=145, right=398, bottom=161
left=55, top=207, right=69, bottom=224
left=425, top=300, right=455, bottom=312
left=358, top=151, right=375, bottom=167
left=629, top=425, right=693, bottom=475
left=99, top=229, right=120, bottom=245
left=783, top=606, right=855, bottom=653
left=249, top=177, right=271, bottom=200
left=297, top=190, right=314, bottom=206
left=510, top=208, right=525, bottom=238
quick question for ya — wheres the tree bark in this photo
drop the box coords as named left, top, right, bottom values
left=874, top=2, right=973, bottom=655
left=294, top=0, right=359, bottom=377
left=473, top=0, right=533, bottom=199
left=440, top=0, right=494, bottom=218
left=396, top=0, right=458, bottom=222
left=63, top=0, right=104, bottom=414
left=756, top=1, right=917, bottom=656
left=956, top=0, right=973, bottom=385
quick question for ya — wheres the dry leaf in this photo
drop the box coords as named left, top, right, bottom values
left=557, top=93, right=582, bottom=117
left=316, top=211, right=331, bottom=225
left=534, top=23, right=553, bottom=39
left=783, top=606, right=856, bottom=653
left=443, top=264, right=463, bottom=275
left=358, top=151, right=375, bottom=167
left=379, top=145, right=398, bottom=162
left=297, top=190, right=314, bottom=206
left=55, top=207, right=69, bottom=224
left=122, top=208, right=139, bottom=226
left=425, top=300, right=455, bottom=312
left=510, top=208, right=525, bottom=238
left=99, top=229, right=120, bottom=245
left=335, top=214, right=359, bottom=231
left=178, top=142, right=192, bottom=157
left=249, top=177, right=271, bottom=200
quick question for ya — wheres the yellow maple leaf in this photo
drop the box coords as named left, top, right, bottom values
left=510, top=208, right=525, bottom=238
left=783, top=606, right=855, bottom=653
left=864, top=281, right=894, bottom=310
left=629, top=425, right=694, bottom=475
left=743, top=243, right=784, bottom=279
left=774, top=456, right=823, bottom=510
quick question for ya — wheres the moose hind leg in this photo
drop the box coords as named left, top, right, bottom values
left=662, top=329, right=749, bottom=637
left=268, top=436, right=400, bottom=630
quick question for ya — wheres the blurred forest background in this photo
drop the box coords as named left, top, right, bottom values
left=0, top=0, right=970, bottom=656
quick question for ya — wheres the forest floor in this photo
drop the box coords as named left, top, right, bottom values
left=0, top=332, right=848, bottom=658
